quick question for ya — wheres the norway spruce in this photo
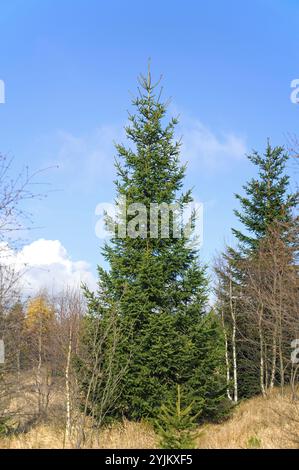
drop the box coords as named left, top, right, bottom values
left=218, top=143, right=298, bottom=399
left=83, top=69, right=227, bottom=422
left=156, top=385, right=200, bottom=449
left=233, top=142, right=297, bottom=254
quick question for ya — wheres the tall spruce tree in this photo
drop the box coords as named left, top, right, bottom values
left=83, top=69, right=227, bottom=422
left=218, top=142, right=298, bottom=398
left=232, top=142, right=297, bottom=254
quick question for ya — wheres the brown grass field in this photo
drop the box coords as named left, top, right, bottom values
left=0, top=387, right=298, bottom=449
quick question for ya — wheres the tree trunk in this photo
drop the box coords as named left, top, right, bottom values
left=222, top=312, right=232, bottom=401
left=258, top=304, right=266, bottom=397
left=64, top=327, right=73, bottom=446
left=229, top=279, right=238, bottom=403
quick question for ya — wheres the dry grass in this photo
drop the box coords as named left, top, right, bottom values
left=0, top=420, right=158, bottom=449
left=197, top=389, right=299, bottom=449
left=0, top=388, right=298, bottom=449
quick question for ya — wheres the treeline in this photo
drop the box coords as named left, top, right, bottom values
left=0, top=71, right=298, bottom=448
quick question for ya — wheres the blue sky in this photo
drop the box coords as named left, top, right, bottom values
left=0, top=0, right=298, bottom=292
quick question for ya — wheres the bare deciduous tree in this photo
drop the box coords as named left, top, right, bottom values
left=242, top=221, right=298, bottom=397
left=214, top=254, right=239, bottom=403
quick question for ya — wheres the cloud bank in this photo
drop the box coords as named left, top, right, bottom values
left=0, top=239, right=96, bottom=295
left=178, top=116, right=247, bottom=170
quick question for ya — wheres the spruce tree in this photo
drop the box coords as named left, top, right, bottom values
left=219, top=142, right=297, bottom=398
left=83, top=69, right=227, bottom=422
left=233, top=142, right=297, bottom=254
left=156, top=385, right=200, bottom=449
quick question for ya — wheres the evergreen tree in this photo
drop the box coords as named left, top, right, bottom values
left=217, top=142, right=297, bottom=398
left=83, top=69, right=227, bottom=422
left=156, top=385, right=200, bottom=449
left=233, top=142, right=297, bottom=254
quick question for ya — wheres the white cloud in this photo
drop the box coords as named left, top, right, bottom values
left=43, top=113, right=245, bottom=188
left=45, top=124, right=125, bottom=192
left=176, top=114, right=247, bottom=171
left=0, top=239, right=96, bottom=295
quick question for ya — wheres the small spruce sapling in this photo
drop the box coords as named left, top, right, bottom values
left=156, top=385, right=201, bottom=449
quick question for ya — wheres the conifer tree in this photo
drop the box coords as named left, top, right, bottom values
left=232, top=142, right=297, bottom=254
left=83, top=68, right=227, bottom=421
left=217, top=142, right=298, bottom=398
left=156, top=385, right=200, bottom=449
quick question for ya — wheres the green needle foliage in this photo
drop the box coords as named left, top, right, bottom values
left=232, top=142, right=297, bottom=254
left=156, top=385, right=200, bottom=449
left=217, top=142, right=298, bottom=399
left=82, top=67, right=228, bottom=423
